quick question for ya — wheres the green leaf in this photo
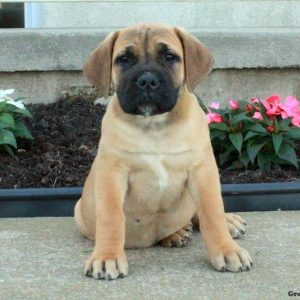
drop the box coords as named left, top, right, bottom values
left=0, top=113, right=15, bottom=129
left=3, top=144, right=15, bottom=156
left=277, top=143, right=299, bottom=169
left=219, top=146, right=235, bottom=166
left=286, top=127, right=300, bottom=139
left=209, top=123, right=228, bottom=131
left=227, top=160, right=245, bottom=170
left=239, top=151, right=250, bottom=168
left=249, top=123, right=267, bottom=133
left=272, top=133, right=283, bottom=154
left=11, top=107, right=32, bottom=118
left=257, top=152, right=271, bottom=174
left=244, top=130, right=259, bottom=141
left=14, top=121, right=33, bottom=139
left=278, top=118, right=291, bottom=131
left=232, top=112, right=253, bottom=125
left=0, top=102, right=6, bottom=111
left=246, top=142, right=265, bottom=164
left=210, top=130, right=226, bottom=141
left=0, top=129, right=17, bottom=148
left=229, top=133, right=243, bottom=153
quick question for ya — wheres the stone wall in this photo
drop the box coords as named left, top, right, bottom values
left=1, top=28, right=300, bottom=104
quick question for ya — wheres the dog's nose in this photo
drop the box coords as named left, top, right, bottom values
left=136, top=72, right=159, bottom=90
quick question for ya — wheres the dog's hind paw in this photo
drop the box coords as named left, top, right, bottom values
left=159, top=223, right=193, bottom=247
left=226, top=213, right=247, bottom=239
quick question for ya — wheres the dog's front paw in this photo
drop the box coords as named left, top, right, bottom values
left=84, top=252, right=128, bottom=280
left=209, top=242, right=253, bottom=272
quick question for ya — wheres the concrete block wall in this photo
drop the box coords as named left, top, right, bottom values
left=3, top=0, right=300, bottom=105
left=25, top=1, right=300, bottom=29
left=1, top=28, right=300, bottom=105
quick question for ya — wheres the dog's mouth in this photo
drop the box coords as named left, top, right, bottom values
left=135, top=103, right=158, bottom=117
left=117, top=66, right=179, bottom=117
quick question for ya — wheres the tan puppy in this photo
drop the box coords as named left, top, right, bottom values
left=75, top=23, right=252, bottom=280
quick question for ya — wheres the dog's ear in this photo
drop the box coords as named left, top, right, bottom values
left=175, top=28, right=214, bottom=92
left=83, top=31, right=119, bottom=98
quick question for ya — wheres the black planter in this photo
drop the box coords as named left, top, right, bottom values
left=0, top=182, right=299, bottom=218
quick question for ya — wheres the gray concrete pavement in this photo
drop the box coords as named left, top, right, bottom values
left=0, top=211, right=299, bottom=299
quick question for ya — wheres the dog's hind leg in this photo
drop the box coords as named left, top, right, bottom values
left=225, top=213, right=247, bottom=239
left=160, top=223, right=193, bottom=247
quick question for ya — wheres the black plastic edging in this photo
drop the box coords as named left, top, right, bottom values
left=0, top=187, right=82, bottom=218
left=0, top=182, right=299, bottom=218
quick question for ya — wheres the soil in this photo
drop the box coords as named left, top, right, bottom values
left=1, top=96, right=300, bottom=189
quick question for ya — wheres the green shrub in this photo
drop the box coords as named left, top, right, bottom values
left=207, top=95, right=300, bottom=174
left=0, top=89, right=33, bottom=155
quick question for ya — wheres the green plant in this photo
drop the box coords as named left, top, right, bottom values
left=0, top=89, right=33, bottom=155
left=207, top=95, right=300, bottom=174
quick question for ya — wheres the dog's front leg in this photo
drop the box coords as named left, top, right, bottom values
left=188, top=149, right=253, bottom=272
left=84, top=158, right=128, bottom=280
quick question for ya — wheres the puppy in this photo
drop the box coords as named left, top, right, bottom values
left=74, top=23, right=252, bottom=280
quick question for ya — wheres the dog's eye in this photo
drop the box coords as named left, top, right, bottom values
left=165, top=53, right=180, bottom=63
left=165, top=53, right=175, bottom=61
left=118, top=55, right=130, bottom=64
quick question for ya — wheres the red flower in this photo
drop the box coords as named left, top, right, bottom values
left=267, top=125, right=275, bottom=133
left=246, top=104, right=253, bottom=112
left=262, top=95, right=282, bottom=118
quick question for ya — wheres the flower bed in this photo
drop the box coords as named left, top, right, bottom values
left=0, top=91, right=300, bottom=188
left=207, top=95, right=300, bottom=174
left=0, top=91, right=300, bottom=217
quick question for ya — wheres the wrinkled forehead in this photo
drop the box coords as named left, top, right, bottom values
left=113, top=26, right=183, bottom=59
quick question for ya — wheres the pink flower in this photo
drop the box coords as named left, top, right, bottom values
left=209, top=102, right=220, bottom=109
left=229, top=100, right=239, bottom=110
left=292, top=115, right=300, bottom=127
left=262, top=94, right=282, bottom=117
left=250, top=98, right=260, bottom=104
left=279, top=96, right=300, bottom=119
left=206, top=112, right=223, bottom=124
left=253, top=112, right=263, bottom=120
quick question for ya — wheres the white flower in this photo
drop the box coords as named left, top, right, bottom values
left=0, top=89, right=26, bottom=110
left=0, top=89, right=15, bottom=98
left=6, top=99, right=25, bottom=110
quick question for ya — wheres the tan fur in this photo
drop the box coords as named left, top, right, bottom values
left=76, top=24, right=252, bottom=280
left=84, top=31, right=119, bottom=97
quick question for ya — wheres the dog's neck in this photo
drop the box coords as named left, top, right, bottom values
left=100, top=85, right=206, bottom=155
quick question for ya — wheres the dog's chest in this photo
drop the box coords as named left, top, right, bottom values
left=126, top=153, right=189, bottom=213
left=142, top=155, right=169, bottom=190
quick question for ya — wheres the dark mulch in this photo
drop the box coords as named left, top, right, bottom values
left=0, top=97, right=299, bottom=188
